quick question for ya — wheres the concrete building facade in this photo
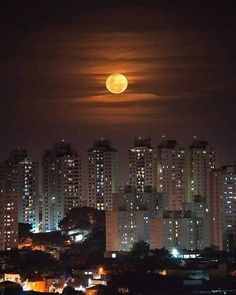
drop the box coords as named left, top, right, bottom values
left=0, top=148, right=39, bottom=232
left=0, top=181, right=18, bottom=251
left=106, top=187, right=158, bottom=252
left=210, top=168, right=223, bottom=250
left=150, top=206, right=211, bottom=251
left=87, top=139, right=118, bottom=210
left=129, top=137, right=155, bottom=192
left=42, top=141, right=82, bottom=231
left=188, top=140, right=216, bottom=204
left=157, top=140, right=187, bottom=210
left=221, top=166, right=236, bottom=254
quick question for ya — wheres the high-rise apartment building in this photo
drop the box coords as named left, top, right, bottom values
left=106, top=186, right=211, bottom=253
left=150, top=197, right=211, bottom=251
left=210, top=168, right=223, bottom=250
left=220, top=166, right=236, bottom=254
left=2, top=148, right=28, bottom=193
left=18, top=159, right=39, bottom=232
left=157, top=140, right=187, bottom=210
left=188, top=140, right=216, bottom=204
left=42, top=141, right=82, bottom=231
left=112, top=186, right=158, bottom=212
left=106, top=186, right=158, bottom=252
left=1, top=148, right=39, bottom=232
left=129, top=137, right=155, bottom=192
left=87, top=139, right=118, bottom=210
left=106, top=210, right=150, bottom=252
left=0, top=181, right=18, bottom=251
left=205, top=165, right=236, bottom=254
left=182, top=195, right=210, bottom=218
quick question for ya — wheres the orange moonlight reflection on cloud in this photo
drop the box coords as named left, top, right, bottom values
left=79, top=105, right=158, bottom=124
left=74, top=93, right=159, bottom=104
left=37, top=22, right=218, bottom=126
left=67, top=92, right=160, bottom=125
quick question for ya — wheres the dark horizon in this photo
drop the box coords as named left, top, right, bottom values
left=0, top=0, right=235, bottom=180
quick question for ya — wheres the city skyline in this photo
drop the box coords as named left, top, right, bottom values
left=0, top=2, right=236, bottom=293
left=1, top=138, right=235, bottom=252
left=0, top=137, right=227, bottom=188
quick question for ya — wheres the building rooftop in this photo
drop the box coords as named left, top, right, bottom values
left=221, top=165, right=236, bottom=173
left=158, top=140, right=178, bottom=149
left=43, top=141, right=78, bottom=157
left=133, top=136, right=152, bottom=149
left=88, top=139, right=117, bottom=152
left=189, top=140, right=208, bottom=149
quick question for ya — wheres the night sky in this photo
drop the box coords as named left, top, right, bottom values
left=0, top=1, right=235, bottom=184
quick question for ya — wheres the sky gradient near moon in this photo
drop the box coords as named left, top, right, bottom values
left=0, top=1, right=235, bottom=183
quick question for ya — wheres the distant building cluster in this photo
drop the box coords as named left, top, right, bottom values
left=0, top=137, right=235, bottom=255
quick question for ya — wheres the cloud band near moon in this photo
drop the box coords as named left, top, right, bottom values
left=0, top=1, right=235, bottom=170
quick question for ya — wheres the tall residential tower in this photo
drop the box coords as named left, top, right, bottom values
left=87, top=139, right=118, bottom=210
left=220, top=166, right=236, bottom=254
left=1, top=148, right=39, bottom=232
left=188, top=140, right=216, bottom=204
left=157, top=140, right=187, bottom=210
left=0, top=181, right=18, bottom=251
left=42, top=141, right=82, bottom=231
left=129, top=137, right=155, bottom=192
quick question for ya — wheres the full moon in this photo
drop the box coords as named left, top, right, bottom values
left=106, top=73, right=128, bottom=94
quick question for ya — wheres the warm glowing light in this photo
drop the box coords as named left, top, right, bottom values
left=159, top=270, right=167, bottom=276
left=99, top=267, right=104, bottom=275
left=106, top=73, right=128, bottom=94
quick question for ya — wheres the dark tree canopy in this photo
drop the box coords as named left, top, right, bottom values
left=0, top=250, right=60, bottom=280
left=59, top=206, right=105, bottom=231
left=19, top=250, right=60, bottom=279
left=18, top=223, right=32, bottom=239
left=32, top=231, right=68, bottom=247
left=131, top=241, right=150, bottom=258
left=62, top=285, right=77, bottom=295
left=60, top=227, right=105, bottom=269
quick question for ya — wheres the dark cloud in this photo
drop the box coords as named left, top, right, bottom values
left=0, top=1, right=235, bottom=184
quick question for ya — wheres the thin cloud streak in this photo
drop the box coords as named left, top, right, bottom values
left=70, top=93, right=160, bottom=104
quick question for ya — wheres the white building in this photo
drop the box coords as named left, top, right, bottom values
left=42, top=141, right=82, bottom=231
left=210, top=168, right=223, bottom=250
left=112, top=186, right=158, bottom=211
left=0, top=148, right=39, bottom=232
left=0, top=181, right=18, bottom=251
left=87, top=139, right=118, bottom=210
left=150, top=206, right=211, bottom=251
left=221, top=166, right=236, bottom=253
left=157, top=140, right=187, bottom=210
left=188, top=140, right=216, bottom=205
left=106, top=187, right=158, bottom=252
left=106, top=210, right=150, bottom=252
left=129, top=137, right=155, bottom=192
left=18, top=159, right=39, bottom=232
